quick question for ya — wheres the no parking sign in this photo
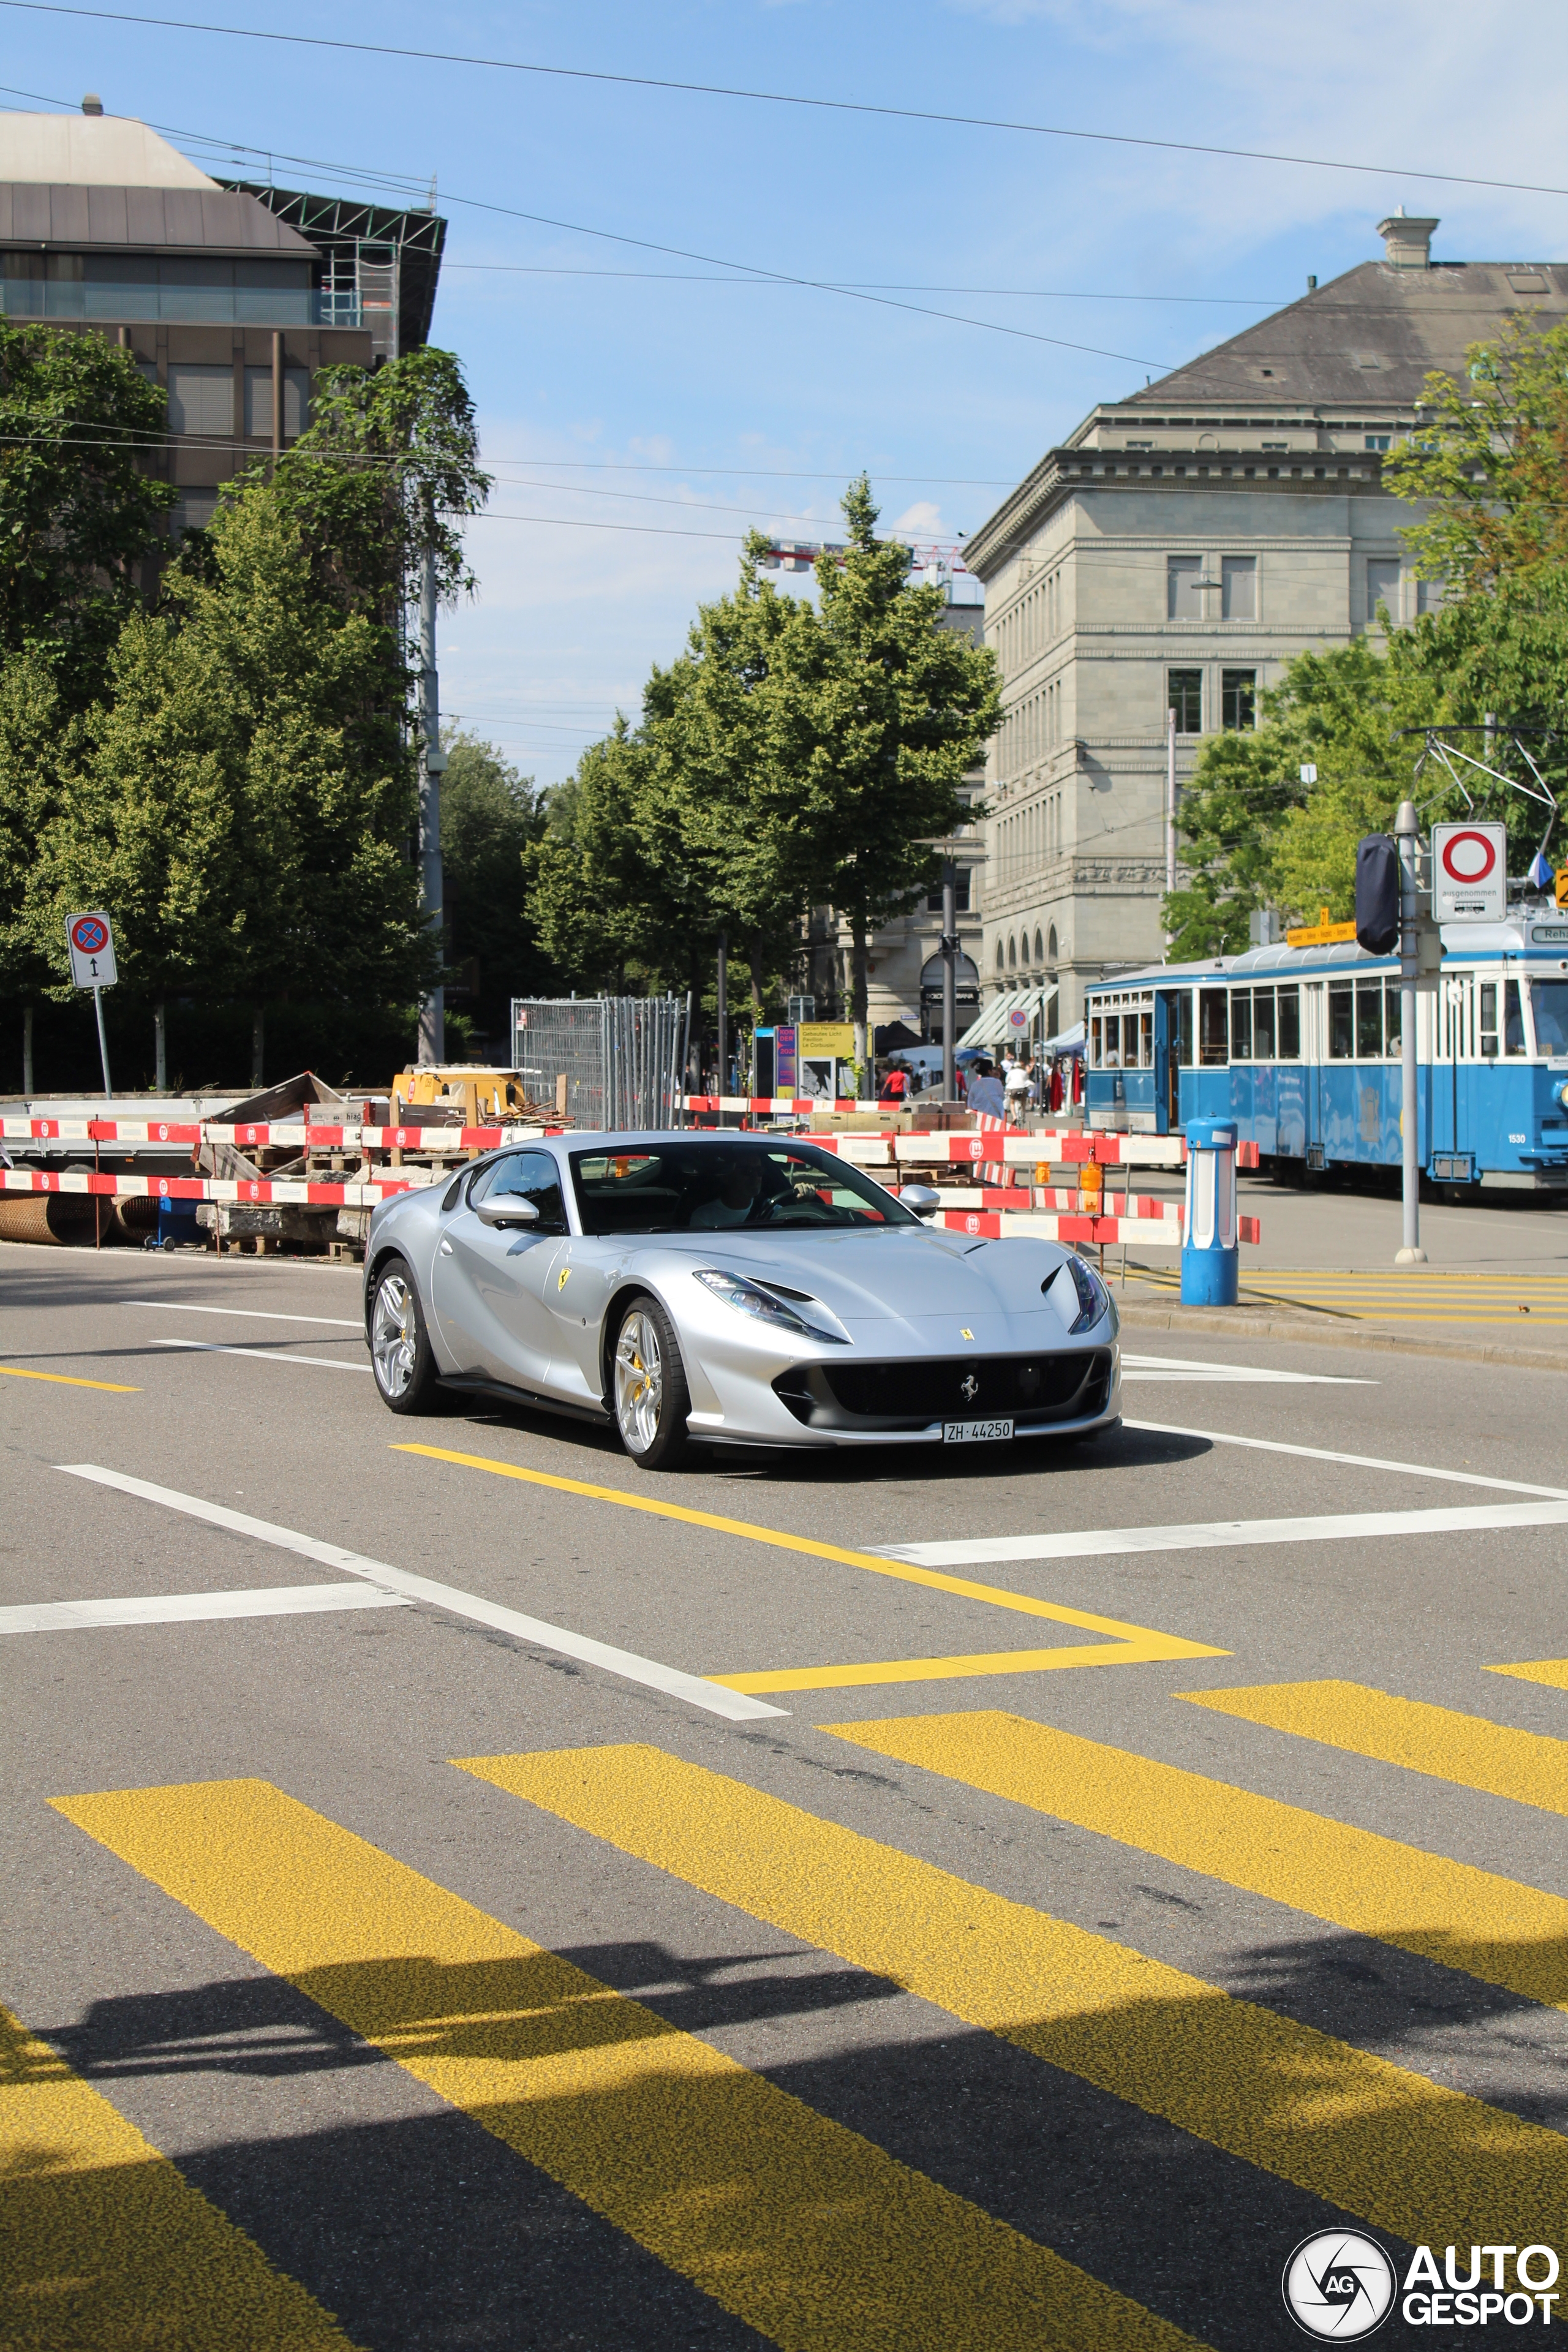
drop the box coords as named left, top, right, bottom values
left=66, top=910, right=118, bottom=988
left=1431, top=823, right=1506, bottom=923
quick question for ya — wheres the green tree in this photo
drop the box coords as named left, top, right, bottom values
left=0, top=317, right=175, bottom=703
left=526, top=722, right=682, bottom=993
left=439, top=728, right=553, bottom=1041
left=791, top=479, right=1000, bottom=1074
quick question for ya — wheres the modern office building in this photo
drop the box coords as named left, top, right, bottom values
left=965, top=214, right=1568, bottom=1034
left=0, top=101, right=445, bottom=536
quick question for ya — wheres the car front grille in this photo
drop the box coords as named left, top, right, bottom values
left=772, top=1348, right=1114, bottom=1432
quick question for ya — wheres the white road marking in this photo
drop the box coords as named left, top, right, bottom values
left=1120, top=1353, right=1373, bottom=1385
left=153, top=1337, right=371, bottom=1373
left=56, top=1464, right=788, bottom=1722
left=882, top=1497, right=1568, bottom=1570
left=1125, top=1419, right=1568, bottom=1499
left=0, top=1584, right=410, bottom=1635
left=128, top=1301, right=363, bottom=1329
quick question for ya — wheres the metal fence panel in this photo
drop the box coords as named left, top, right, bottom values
left=510, top=997, right=689, bottom=1132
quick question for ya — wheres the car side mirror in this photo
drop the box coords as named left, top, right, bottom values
left=475, top=1196, right=540, bottom=1231
left=899, top=1184, right=943, bottom=1220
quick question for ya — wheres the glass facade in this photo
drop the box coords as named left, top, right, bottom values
left=0, top=251, right=348, bottom=328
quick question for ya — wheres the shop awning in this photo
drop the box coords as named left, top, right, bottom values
left=958, top=984, right=1054, bottom=1049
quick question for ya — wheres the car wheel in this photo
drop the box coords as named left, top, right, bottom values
left=368, top=1255, right=440, bottom=1414
left=612, top=1294, right=690, bottom=1470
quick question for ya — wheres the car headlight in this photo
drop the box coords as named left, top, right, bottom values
left=693, top=1268, right=847, bottom=1344
left=1065, top=1253, right=1114, bottom=1334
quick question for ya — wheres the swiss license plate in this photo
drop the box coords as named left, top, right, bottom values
left=942, top=1417, right=1015, bottom=1444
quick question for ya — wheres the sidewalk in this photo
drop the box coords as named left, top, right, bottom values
left=1105, top=1174, right=1568, bottom=1370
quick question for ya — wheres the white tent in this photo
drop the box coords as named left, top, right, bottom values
left=957, top=983, right=1055, bottom=1049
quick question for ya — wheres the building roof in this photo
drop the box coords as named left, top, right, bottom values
left=221, top=184, right=447, bottom=354
left=1137, top=258, right=1568, bottom=412
left=0, top=111, right=318, bottom=256
left=0, top=110, right=217, bottom=189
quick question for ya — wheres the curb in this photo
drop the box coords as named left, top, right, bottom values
left=1117, top=1302, right=1568, bottom=1374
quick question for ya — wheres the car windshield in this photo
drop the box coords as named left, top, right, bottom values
left=570, top=1142, right=918, bottom=1236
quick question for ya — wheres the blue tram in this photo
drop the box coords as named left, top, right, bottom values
left=1082, top=916, right=1568, bottom=1193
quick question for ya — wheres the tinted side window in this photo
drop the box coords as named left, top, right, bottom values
left=1276, top=986, right=1300, bottom=1060
left=1329, top=984, right=1354, bottom=1060
left=471, top=1151, right=568, bottom=1232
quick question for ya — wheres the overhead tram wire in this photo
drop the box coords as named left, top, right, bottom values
left=3, top=1, right=1565, bottom=202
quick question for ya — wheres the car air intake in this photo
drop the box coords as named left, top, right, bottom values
left=773, top=1349, right=1113, bottom=1431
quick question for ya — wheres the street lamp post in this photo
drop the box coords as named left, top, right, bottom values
left=916, top=835, right=987, bottom=1104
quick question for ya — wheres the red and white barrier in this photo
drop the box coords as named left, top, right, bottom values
left=931, top=1205, right=1261, bottom=1247
left=0, top=1167, right=437, bottom=1208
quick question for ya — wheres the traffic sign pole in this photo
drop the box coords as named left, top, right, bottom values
left=1394, top=800, right=1426, bottom=1267
left=91, top=984, right=112, bottom=1100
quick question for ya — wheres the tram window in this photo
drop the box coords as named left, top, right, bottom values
left=1277, top=986, right=1300, bottom=1059
left=1384, top=980, right=1401, bottom=1058
left=1531, top=981, right=1568, bottom=1054
left=1089, top=1015, right=1103, bottom=1068
left=1199, top=988, right=1229, bottom=1065
left=1253, top=988, right=1276, bottom=1060
left=1231, top=990, right=1253, bottom=1061
left=1355, top=978, right=1383, bottom=1059
left=1504, top=979, right=1525, bottom=1055
left=1139, top=1010, right=1154, bottom=1068
left=1479, top=982, right=1499, bottom=1058
left=1329, top=984, right=1354, bottom=1060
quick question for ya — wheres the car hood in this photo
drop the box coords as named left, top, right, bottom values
left=648, top=1226, right=1086, bottom=1342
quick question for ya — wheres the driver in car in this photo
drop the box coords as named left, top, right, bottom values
left=689, top=1153, right=772, bottom=1228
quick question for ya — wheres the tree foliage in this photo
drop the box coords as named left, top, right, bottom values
left=439, top=728, right=552, bottom=1036
left=0, top=318, right=175, bottom=703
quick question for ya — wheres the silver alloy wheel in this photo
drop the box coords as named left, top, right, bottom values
left=614, top=1310, right=663, bottom=1452
left=372, top=1272, right=418, bottom=1400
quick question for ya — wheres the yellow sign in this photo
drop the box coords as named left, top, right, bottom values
left=797, top=1022, right=856, bottom=1057
left=1556, top=868, right=1568, bottom=910
left=1286, top=903, right=1359, bottom=948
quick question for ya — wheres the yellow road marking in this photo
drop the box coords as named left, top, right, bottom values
left=0, top=1998, right=356, bottom=2350
left=52, top=1776, right=1198, bottom=2352
left=395, top=1442, right=1228, bottom=1678
left=0, top=1364, right=140, bottom=1392
left=1180, top=1679, right=1568, bottom=1815
left=1488, top=1657, right=1568, bottom=1692
left=827, top=1711, right=1568, bottom=2012
left=714, top=1628, right=1221, bottom=1694
left=464, top=1743, right=1568, bottom=2253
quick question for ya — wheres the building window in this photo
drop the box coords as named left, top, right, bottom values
left=1007, top=936, right=1017, bottom=970
left=168, top=486, right=219, bottom=538
left=1221, top=669, right=1256, bottom=730
left=1365, top=434, right=1391, bottom=451
left=996, top=940, right=1005, bottom=973
left=243, top=365, right=311, bottom=441
left=165, top=363, right=233, bottom=437
left=1221, top=556, right=1256, bottom=619
left=1168, top=668, right=1202, bottom=733
left=1034, top=927, right=1044, bottom=963
left=925, top=866, right=970, bottom=914
left=1416, top=576, right=1444, bottom=616
left=1167, top=555, right=1203, bottom=619
left=1046, top=924, right=1058, bottom=967
left=1366, top=559, right=1401, bottom=622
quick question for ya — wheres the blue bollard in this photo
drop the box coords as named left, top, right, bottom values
left=1181, top=1118, right=1238, bottom=1306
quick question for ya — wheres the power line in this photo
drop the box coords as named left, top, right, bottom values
left=4, top=1, right=1565, bottom=202
left=437, top=262, right=1286, bottom=307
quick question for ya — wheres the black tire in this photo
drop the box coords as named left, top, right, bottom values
left=368, top=1254, right=440, bottom=1415
left=611, top=1294, right=691, bottom=1470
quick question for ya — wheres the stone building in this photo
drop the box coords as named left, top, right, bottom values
left=963, top=214, right=1568, bottom=1034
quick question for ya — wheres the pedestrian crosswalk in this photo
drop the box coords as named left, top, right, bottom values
left=0, top=1999, right=355, bottom=2348
left=20, top=1671, right=1568, bottom=2351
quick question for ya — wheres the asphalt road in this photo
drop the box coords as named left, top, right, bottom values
left=4, top=1237, right=1568, bottom=2350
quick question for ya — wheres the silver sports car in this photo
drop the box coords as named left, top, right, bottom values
left=363, top=1131, right=1120, bottom=1469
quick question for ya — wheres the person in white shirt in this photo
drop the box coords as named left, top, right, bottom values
left=1004, top=1055, right=1035, bottom=1114
left=966, top=1060, right=1006, bottom=1119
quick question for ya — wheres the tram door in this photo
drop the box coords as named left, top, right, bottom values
left=1435, top=975, right=1472, bottom=1166
left=1156, top=991, right=1189, bottom=1133
left=1303, top=982, right=1326, bottom=1165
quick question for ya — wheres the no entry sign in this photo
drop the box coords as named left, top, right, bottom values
left=1431, top=822, right=1507, bottom=924
left=66, top=910, right=118, bottom=988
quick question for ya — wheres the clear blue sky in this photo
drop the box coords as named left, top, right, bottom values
left=4, top=0, right=1564, bottom=785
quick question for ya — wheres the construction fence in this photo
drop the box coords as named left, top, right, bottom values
left=511, top=996, right=689, bottom=1133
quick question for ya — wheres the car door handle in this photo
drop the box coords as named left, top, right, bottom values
left=440, top=1239, right=454, bottom=1256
